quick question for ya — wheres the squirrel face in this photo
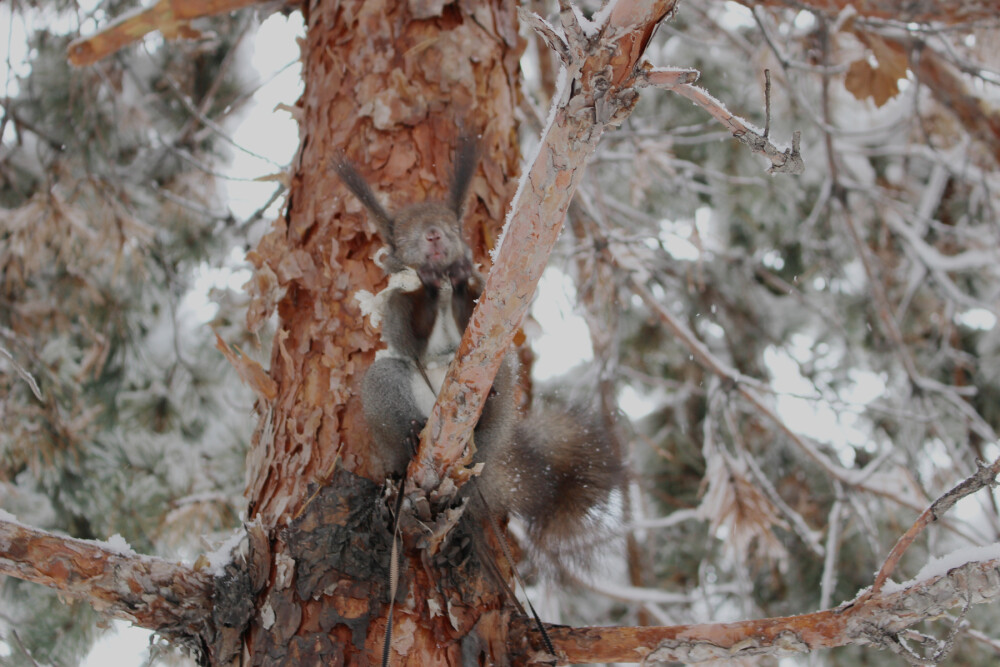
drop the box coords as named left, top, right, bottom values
left=390, top=202, right=472, bottom=289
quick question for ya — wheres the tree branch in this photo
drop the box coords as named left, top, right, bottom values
left=0, top=515, right=213, bottom=650
left=409, top=0, right=680, bottom=493
left=524, top=555, right=1000, bottom=664
left=0, top=514, right=270, bottom=663
left=67, top=0, right=267, bottom=67
left=641, top=68, right=804, bottom=174
left=869, top=457, right=1000, bottom=597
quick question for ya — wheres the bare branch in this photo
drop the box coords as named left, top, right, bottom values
left=869, top=457, right=1000, bottom=596
left=641, top=68, right=804, bottom=174
left=67, top=0, right=267, bottom=67
left=525, top=555, right=1000, bottom=663
left=518, top=7, right=570, bottom=65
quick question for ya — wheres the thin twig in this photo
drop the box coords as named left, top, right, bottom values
left=869, top=457, right=1000, bottom=596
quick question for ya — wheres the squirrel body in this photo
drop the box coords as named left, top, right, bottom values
left=336, top=139, right=621, bottom=563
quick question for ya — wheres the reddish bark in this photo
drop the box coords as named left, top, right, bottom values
left=532, top=556, right=1000, bottom=663
left=242, top=0, right=523, bottom=663
left=0, top=517, right=216, bottom=655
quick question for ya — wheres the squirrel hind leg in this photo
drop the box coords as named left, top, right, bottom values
left=362, top=357, right=428, bottom=478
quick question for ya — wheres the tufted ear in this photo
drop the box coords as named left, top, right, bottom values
left=331, top=154, right=396, bottom=246
left=447, top=136, right=478, bottom=221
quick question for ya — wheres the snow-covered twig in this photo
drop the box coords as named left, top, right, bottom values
left=869, top=457, right=1000, bottom=597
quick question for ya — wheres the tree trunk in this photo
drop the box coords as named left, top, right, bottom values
left=242, top=1, right=524, bottom=663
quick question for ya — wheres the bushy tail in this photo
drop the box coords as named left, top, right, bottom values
left=477, top=404, right=623, bottom=570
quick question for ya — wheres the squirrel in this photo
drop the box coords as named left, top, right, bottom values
left=334, top=137, right=622, bottom=566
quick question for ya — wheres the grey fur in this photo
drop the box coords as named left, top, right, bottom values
left=339, top=140, right=621, bottom=567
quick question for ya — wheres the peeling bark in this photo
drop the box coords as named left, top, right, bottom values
left=242, top=0, right=523, bottom=663
left=0, top=1, right=988, bottom=665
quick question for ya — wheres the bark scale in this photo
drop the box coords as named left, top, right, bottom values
left=243, top=1, right=523, bottom=664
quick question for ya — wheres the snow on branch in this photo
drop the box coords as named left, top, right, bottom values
left=506, top=400, right=1000, bottom=663
left=0, top=513, right=213, bottom=634
left=869, top=457, right=1000, bottom=597
left=409, top=0, right=681, bottom=493
left=534, top=554, right=1000, bottom=663
left=0, top=513, right=265, bottom=663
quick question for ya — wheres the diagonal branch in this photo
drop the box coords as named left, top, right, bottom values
left=869, top=457, right=1000, bottom=597
left=641, top=68, right=804, bottom=174
left=67, top=0, right=265, bottom=67
left=408, top=0, right=680, bottom=493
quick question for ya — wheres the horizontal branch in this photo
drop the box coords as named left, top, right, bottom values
left=0, top=516, right=213, bottom=638
left=536, top=555, right=1000, bottom=663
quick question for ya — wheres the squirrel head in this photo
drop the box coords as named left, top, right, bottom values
left=332, top=136, right=478, bottom=288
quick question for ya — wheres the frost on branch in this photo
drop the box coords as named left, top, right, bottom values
left=532, top=555, right=1000, bottom=664
left=0, top=514, right=268, bottom=664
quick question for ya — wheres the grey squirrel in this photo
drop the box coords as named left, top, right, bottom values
left=334, top=138, right=622, bottom=564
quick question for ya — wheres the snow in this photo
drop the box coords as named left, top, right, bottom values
left=530, top=269, right=593, bottom=380
left=99, top=533, right=136, bottom=557
left=204, top=529, right=247, bottom=576
left=589, top=0, right=619, bottom=33
left=571, top=5, right=601, bottom=38
left=881, top=543, right=1000, bottom=594
left=356, top=266, right=421, bottom=329
left=82, top=621, right=153, bottom=667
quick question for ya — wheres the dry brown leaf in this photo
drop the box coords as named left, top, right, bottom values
left=698, top=448, right=788, bottom=565
left=844, top=36, right=909, bottom=108
left=845, top=58, right=900, bottom=107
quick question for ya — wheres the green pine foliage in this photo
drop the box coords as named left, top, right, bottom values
left=1, top=5, right=258, bottom=664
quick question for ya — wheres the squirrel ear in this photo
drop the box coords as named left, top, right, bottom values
left=447, top=135, right=478, bottom=221
left=331, top=153, right=396, bottom=245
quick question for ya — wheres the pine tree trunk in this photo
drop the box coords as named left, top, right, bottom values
left=243, top=1, right=524, bottom=663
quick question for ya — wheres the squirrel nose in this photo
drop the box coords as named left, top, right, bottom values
left=425, top=228, right=442, bottom=243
